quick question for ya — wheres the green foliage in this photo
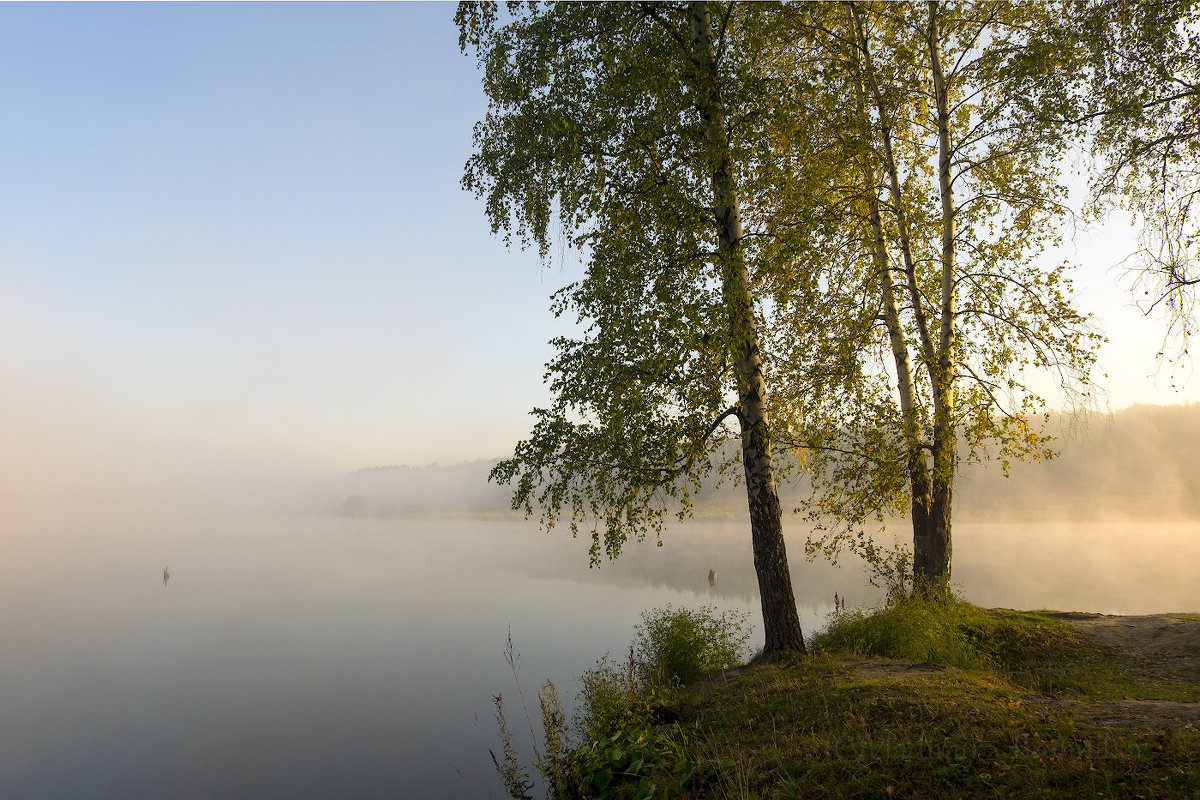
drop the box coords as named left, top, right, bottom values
left=576, top=606, right=748, bottom=742
left=537, top=681, right=578, bottom=798
left=806, top=532, right=914, bottom=604
left=575, top=652, right=644, bottom=743
left=461, top=2, right=757, bottom=561
left=632, top=605, right=751, bottom=688
left=770, top=1, right=1102, bottom=584
left=572, top=727, right=698, bottom=800
left=566, top=607, right=750, bottom=799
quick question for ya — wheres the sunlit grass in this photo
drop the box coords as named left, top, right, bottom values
left=669, top=655, right=1200, bottom=799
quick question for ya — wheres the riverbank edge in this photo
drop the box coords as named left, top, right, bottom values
left=551, top=604, right=1200, bottom=799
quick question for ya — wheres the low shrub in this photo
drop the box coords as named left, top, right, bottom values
left=575, top=651, right=643, bottom=741
left=632, top=605, right=750, bottom=688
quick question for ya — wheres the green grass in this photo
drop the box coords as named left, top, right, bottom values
left=811, top=598, right=1198, bottom=701
left=666, top=658, right=1200, bottom=799
left=546, top=599, right=1200, bottom=799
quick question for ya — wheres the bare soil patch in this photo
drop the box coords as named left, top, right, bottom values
left=1056, top=612, right=1200, bottom=683
left=1069, top=698, right=1200, bottom=729
left=1051, top=612, right=1200, bottom=727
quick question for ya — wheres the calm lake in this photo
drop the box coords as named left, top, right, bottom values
left=2, top=515, right=1197, bottom=798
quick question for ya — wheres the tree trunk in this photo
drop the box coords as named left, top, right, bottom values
left=872, top=177, right=936, bottom=563
left=689, top=0, right=806, bottom=659
left=917, top=0, right=956, bottom=592
left=922, top=468, right=953, bottom=582
left=847, top=10, right=935, bottom=568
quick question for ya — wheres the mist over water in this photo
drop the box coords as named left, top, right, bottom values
left=1, top=507, right=1197, bottom=797
left=0, top=401, right=1195, bottom=796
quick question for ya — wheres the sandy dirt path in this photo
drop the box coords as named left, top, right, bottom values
left=1054, top=612, right=1200, bottom=727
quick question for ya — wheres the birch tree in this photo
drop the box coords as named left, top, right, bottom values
left=765, top=1, right=1100, bottom=592
left=457, top=2, right=808, bottom=659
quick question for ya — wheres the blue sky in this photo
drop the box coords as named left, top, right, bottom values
left=0, top=2, right=1194, bottom=492
left=0, top=2, right=564, bottom=481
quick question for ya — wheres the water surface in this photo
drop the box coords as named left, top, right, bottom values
left=1, top=515, right=1195, bottom=797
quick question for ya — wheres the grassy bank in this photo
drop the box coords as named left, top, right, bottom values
left=504, top=601, right=1200, bottom=799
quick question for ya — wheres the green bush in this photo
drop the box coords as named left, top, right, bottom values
left=632, top=605, right=750, bottom=688
left=576, top=652, right=642, bottom=741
